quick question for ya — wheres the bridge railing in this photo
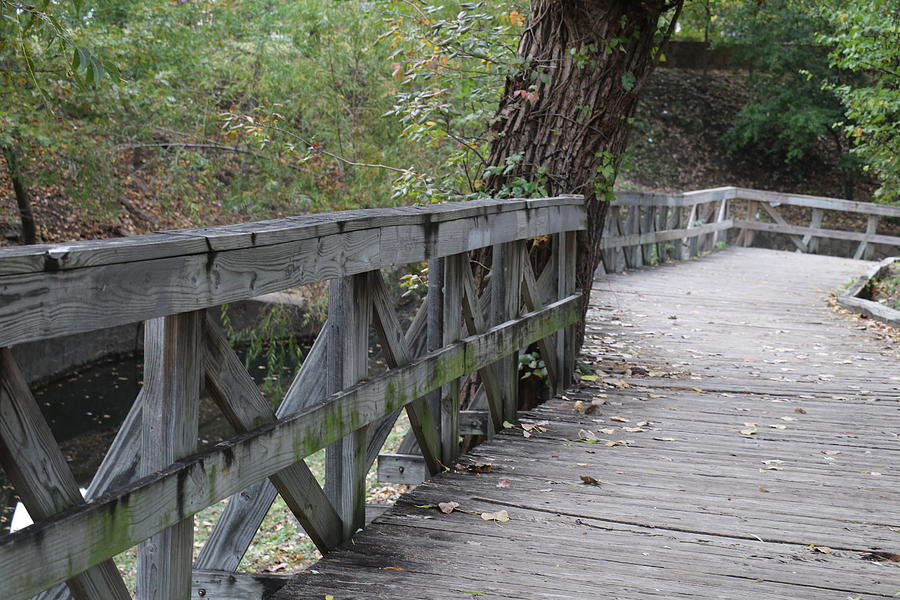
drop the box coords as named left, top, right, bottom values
left=0, top=197, right=585, bottom=600
left=600, top=187, right=900, bottom=272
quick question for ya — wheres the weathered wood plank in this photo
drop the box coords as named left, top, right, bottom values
left=325, top=274, right=371, bottom=540
left=0, top=295, right=580, bottom=600
left=192, top=569, right=291, bottom=600
left=598, top=219, right=734, bottom=251
left=520, top=258, right=559, bottom=387
left=375, top=454, right=428, bottom=486
left=734, top=219, right=900, bottom=247
left=0, top=349, right=130, bottom=600
left=440, top=254, right=465, bottom=463
left=202, top=316, right=342, bottom=552
left=369, top=271, right=440, bottom=475
left=138, top=312, right=202, bottom=600
left=195, top=325, right=328, bottom=571
left=0, top=204, right=585, bottom=349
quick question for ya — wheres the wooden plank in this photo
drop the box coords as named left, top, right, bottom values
left=195, top=325, right=328, bottom=571
left=598, top=219, right=735, bottom=250
left=440, top=254, right=465, bottom=463
left=733, top=220, right=900, bottom=247
left=491, top=242, right=524, bottom=422
left=201, top=315, right=342, bottom=553
left=852, top=215, right=879, bottom=260
left=0, top=203, right=585, bottom=349
left=760, top=202, right=809, bottom=252
left=460, top=264, right=504, bottom=435
left=192, top=569, right=291, bottom=600
left=655, top=205, right=670, bottom=262
left=520, top=258, right=559, bottom=387
left=560, top=232, right=576, bottom=389
left=325, top=273, right=371, bottom=540
left=369, top=271, right=440, bottom=475
left=138, top=312, right=202, bottom=600
left=640, top=206, right=655, bottom=263
left=801, top=208, right=824, bottom=254
left=836, top=295, right=900, bottom=327
left=376, top=454, right=428, bottom=486
left=732, top=187, right=900, bottom=217
left=458, top=410, right=490, bottom=436
left=0, top=349, right=130, bottom=600
left=0, top=294, right=581, bottom=600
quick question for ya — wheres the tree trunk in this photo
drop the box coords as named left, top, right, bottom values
left=484, top=0, right=681, bottom=343
left=2, top=143, right=38, bottom=245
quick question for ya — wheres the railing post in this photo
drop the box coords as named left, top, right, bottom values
left=139, top=311, right=203, bottom=600
left=425, top=257, right=444, bottom=446
left=441, top=253, right=465, bottom=463
left=325, top=273, right=370, bottom=540
left=554, top=232, right=577, bottom=390
left=491, top=242, right=523, bottom=422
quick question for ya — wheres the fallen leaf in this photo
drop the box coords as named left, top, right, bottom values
left=467, top=462, right=493, bottom=473
left=325, top=595, right=335, bottom=600
left=861, top=551, right=900, bottom=562
left=522, top=430, right=532, bottom=438
left=794, top=408, right=807, bottom=414
left=739, top=428, right=757, bottom=436
left=622, top=427, right=645, bottom=433
left=812, top=546, right=833, bottom=554
left=769, top=424, right=787, bottom=430
left=578, top=429, right=598, bottom=441
left=496, top=479, right=511, bottom=488
left=502, top=421, right=515, bottom=429
left=438, top=501, right=460, bottom=514
left=597, top=427, right=616, bottom=435
left=580, top=375, right=599, bottom=382
left=609, top=416, right=629, bottom=423
left=605, top=440, right=630, bottom=447
left=480, top=510, right=510, bottom=523
left=821, top=450, right=841, bottom=455
left=414, top=504, right=436, bottom=509
left=758, top=487, right=769, bottom=493
left=780, top=417, right=797, bottom=422
left=579, top=475, right=601, bottom=485
left=743, top=422, right=758, bottom=427
left=653, top=437, right=676, bottom=442
left=573, top=400, right=587, bottom=413
left=384, top=566, right=406, bottom=571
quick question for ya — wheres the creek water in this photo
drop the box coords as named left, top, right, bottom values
left=2, top=343, right=304, bottom=534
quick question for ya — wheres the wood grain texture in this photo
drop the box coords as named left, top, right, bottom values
left=274, top=247, right=897, bottom=600
left=0, top=295, right=579, bottom=600
left=202, top=316, right=342, bottom=552
left=0, top=203, right=584, bottom=348
left=0, top=349, right=130, bottom=600
left=325, top=274, right=371, bottom=541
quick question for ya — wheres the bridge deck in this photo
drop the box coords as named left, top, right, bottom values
left=276, top=247, right=899, bottom=600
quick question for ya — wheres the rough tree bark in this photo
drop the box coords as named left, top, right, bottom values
left=484, top=0, right=682, bottom=342
left=2, top=143, right=38, bottom=245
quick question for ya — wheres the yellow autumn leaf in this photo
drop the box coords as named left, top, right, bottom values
left=508, top=10, right=525, bottom=26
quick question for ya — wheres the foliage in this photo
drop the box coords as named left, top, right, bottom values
left=715, top=1, right=850, bottom=168
left=375, top=0, right=528, bottom=203
left=819, top=2, right=899, bottom=203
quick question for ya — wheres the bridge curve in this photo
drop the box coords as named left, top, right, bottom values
left=276, top=247, right=899, bottom=600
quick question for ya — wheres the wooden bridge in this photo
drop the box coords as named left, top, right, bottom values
left=0, top=188, right=898, bottom=600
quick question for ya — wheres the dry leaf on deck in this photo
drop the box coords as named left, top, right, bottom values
left=580, top=475, right=601, bottom=486
left=439, top=501, right=460, bottom=514
left=610, top=416, right=629, bottom=423
left=481, top=510, right=510, bottom=523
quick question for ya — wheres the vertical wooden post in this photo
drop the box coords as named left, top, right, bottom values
left=325, top=273, right=370, bottom=541
left=641, top=206, right=655, bottom=264
left=656, top=205, right=670, bottom=262
left=803, top=208, right=824, bottom=254
left=425, top=257, right=444, bottom=447
left=626, top=206, right=642, bottom=268
left=491, top=242, right=523, bottom=422
left=554, top=232, right=577, bottom=390
left=139, top=311, right=202, bottom=600
left=440, top=254, right=465, bottom=463
left=739, top=200, right=758, bottom=247
left=853, top=215, right=879, bottom=261
left=713, top=199, right=728, bottom=247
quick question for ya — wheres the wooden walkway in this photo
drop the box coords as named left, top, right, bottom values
left=276, top=247, right=899, bottom=600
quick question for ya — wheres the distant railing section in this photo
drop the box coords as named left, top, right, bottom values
left=0, top=197, right=585, bottom=600
left=599, top=187, right=900, bottom=273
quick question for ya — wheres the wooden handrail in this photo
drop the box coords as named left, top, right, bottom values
left=0, top=196, right=585, bottom=600
left=601, top=187, right=900, bottom=272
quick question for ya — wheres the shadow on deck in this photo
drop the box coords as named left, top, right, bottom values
left=276, top=247, right=899, bottom=600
